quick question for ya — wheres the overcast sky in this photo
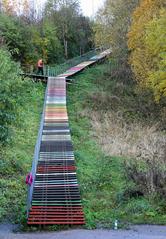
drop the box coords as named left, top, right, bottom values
left=80, top=0, right=104, bottom=17
left=39, top=0, right=105, bottom=17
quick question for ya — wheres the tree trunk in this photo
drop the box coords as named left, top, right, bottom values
left=64, top=38, right=68, bottom=59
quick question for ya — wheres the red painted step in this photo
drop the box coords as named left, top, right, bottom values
left=30, top=212, right=84, bottom=215
left=27, top=221, right=85, bottom=225
left=29, top=215, right=84, bottom=219
left=31, top=206, right=83, bottom=209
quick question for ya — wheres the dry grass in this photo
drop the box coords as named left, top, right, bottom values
left=82, top=109, right=166, bottom=196
left=85, top=110, right=166, bottom=160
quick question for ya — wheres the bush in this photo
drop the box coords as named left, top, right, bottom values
left=124, top=140, right=166, bottom=197
left=0, top=48, right=22, bottom=143
left=128, top=0, right=166, bottom=101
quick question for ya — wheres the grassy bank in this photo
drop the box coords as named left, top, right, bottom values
left=67, top=62, right=166, bottom=228
left=0, top=81, right=45, bottom=223
left=0, top=61, right=165, bottom=229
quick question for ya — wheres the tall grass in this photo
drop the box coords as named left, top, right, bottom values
left=88, top=110, right=166, bottom=197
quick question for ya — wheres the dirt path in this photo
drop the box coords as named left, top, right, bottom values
left=0, top=224, right=166, bottom=239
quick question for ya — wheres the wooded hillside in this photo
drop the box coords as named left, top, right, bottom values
left=94, top=0, right=166, bottom=102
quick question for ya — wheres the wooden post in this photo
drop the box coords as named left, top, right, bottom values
left=47, top=66, right=50, bottom=77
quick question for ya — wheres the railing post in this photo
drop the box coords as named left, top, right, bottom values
left=48, top=66, right=50, bottom=76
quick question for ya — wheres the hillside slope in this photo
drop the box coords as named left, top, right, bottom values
left=68, top=62, right=166, bottom=227
left=0, top=82, right=45, bottom=223
left=0, top=61, right=165, bottom=228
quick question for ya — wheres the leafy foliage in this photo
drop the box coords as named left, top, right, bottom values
left=0, top=48, right=21, bottom=143
left=0, top=14, right=25, bottom=61
left=0, top=77, right=44, bottom=223
left=94, top=0, right=139, bottom=58
left=93, top=0, right=139, bottom=84
left=45, top=0, right=94, bottom=59
left=1, top=0, right=31, bottom=17
left=128, top=0, right=166, bottom=101
left=42, top=20, right=63, bottom=63
left=144, top=10, right=166, bottom=101
left=0, top=0, right=94, bottom=65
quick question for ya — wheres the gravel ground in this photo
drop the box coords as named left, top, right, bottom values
left=0, top=224, right=166, bottom=239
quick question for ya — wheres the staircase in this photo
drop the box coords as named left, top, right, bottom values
left=27, top=77, right=85, bottom=224
left=27, top=49, right=111, bottom=225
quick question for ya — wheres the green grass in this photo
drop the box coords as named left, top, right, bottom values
left=0, top=62, right=165, bottom=229
left=0, top=81, right=45, bottom=224
left=67, top=65, right=127, bottom=228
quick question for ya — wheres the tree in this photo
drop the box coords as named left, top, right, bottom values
left=76, top=16, right=94, bottom=55
left=145, top=10, right=166, bottom=101
left=45, top=0, right=79, bottom=58
left=94, top=0, right=139, bottom=82
left=94, top=0, right=139, bottom=58
left=1, top=0, right=31, bottom=17
left=22, top=0, right=31, bottom=19
left=0, top=13, right=35, bottom=63
left=128, top=0, right=166, bottom=101
left=1, top=0, right=16, bottom=15
left=0, top=0, right=94, bottom=65
left=45, top=0, right=93, bottom=59
left=31, top=19, right=63, bottom=64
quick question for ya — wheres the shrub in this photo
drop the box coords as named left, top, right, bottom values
left=124, top=141, right=166, bottom=197
left=0, top=48, right=21, bottom=143
left=128, top=0, right=166, bottom=101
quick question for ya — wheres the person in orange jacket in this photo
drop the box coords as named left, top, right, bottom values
left=37, top=58, right=44, bottom=75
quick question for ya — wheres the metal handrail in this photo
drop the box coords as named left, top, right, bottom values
left=27, top=82, right=49, bottom=217
left=44, top=49, right=97, bottom=76
left=22, top=48, right=102, bottom=76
